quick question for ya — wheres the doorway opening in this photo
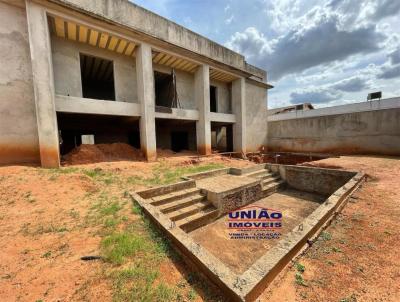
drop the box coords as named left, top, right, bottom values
left=155, top=119, right=196, bottom=152
left=211, top=122, right=233, bottom=152
left=210, top=85, right=218, bottom=112
left=171, top=131, right=189, bottom=152
left=79, top=54, right=115, bottom=101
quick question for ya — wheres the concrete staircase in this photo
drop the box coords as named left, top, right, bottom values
left=149, top=187, right=218, bottom=233
left=244, top=168, right=286, bottom=196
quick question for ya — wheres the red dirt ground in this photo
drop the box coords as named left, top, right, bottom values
left=0, top=152, right=252, bottom=302
left=261, top=156, right=400, bottom=302
left=0, top=155, right=398, bottom=301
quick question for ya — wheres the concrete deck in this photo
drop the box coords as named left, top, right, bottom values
left=196, top=174, right=258, bottom=194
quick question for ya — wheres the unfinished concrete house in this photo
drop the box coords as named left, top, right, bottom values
left=0, top=0, right=271, bottom=168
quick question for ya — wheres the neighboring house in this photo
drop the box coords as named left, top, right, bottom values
left=0, top=0, right=272, bottom=167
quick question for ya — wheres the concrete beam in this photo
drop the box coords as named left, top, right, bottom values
left=209, top=112, right=236, bottom=123
left=136, top=43, right=157, bottom=161
left=195, top=65, right=211, bottom=155
left=155, top=108, right=199, bottom=121
left=26, top=0, right=60, bottom=168
left=55, top=95, right=141, bottom=117
left=232, top=77, right=246, bottom=154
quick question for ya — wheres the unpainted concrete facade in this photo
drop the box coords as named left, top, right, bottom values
left=267, top=98, right=400, bottom=156
left=0, top=0, right=270, bottom=167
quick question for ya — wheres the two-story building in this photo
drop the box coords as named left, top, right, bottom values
left=0, top=0, right=272, bottom=167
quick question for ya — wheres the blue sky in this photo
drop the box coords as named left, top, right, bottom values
left=131, top=0, right=400, bottom=109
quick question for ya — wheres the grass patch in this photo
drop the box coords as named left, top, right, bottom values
left=295, top=272, right=308, bottom=287
left=75, top=161, right=225, bottom=300
left=41, top=251, right=51, bottom=258
left=161, top=163, right=224, bottom=184
left=112, top=266, right=178, bottom=302
left=86, top=192, right=124, bottom=229
left=83, top=168, right=119, bottom=185
left=100, top=202, right=122, bottom=216
left=332, top=246, right=342, bottom=253
left=21, top=224, right=68, bottom=236
left=39, top=167, right=79, bottom=179
left=100, top=210, right=181, bottom=301
left=187, top=288, right=197, bottom=300
left=320, top=231, right=332, bottom=241
left=69, top=209, right=80, bottom=219
left=101, top=232, right=154, bottom=265
left=126, top=162, right=224, bottom=187
left=295, top=262, right=305, bottom=273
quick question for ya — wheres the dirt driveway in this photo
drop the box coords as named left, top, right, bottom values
left=261, top=156, right=400, bottom=302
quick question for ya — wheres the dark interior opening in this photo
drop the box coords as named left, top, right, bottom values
left=211, top=122, right=233, bottom=152
left=155, top=119, right=196, bottom=152
left=210, top=85, right=218, bottom=112
left=171, top=131, right=189, bottom=152
left=154, top=71, right=174, bottom=107
left=80, top=54, right=115, bottom=101
left=57, top=113, right=140, bottom=156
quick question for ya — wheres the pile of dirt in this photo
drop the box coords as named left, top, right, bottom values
left=62, top=143, right=144, bottom=165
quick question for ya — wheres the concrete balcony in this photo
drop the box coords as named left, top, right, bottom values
left=55, top=95, right=141, bottom=117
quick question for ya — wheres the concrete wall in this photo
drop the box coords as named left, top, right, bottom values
left=210, top=79, right=231, bottom=114
left=0, top=2, right=40, bottom=164
left=176, top=69, right=195, bottom=110
left=245, top=81, right=268, bottom=152
left=153, top=64, right=196, bottom=110
left=267, top=164, right=355, bottom=197
left=52, top=0, right=247, bottom=72
left=268, top=99, right=400, bottom=156
left=51, top=36, right=138, bottom=103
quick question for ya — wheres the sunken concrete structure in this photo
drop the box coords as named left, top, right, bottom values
left=0, top=0, right=271, bottom=167
left=132, top=164, right=365, bottom=301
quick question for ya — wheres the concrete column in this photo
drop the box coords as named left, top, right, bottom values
left=195, top=65, right=211, bottom=155
left=26, top=1, right=60, bottom=168
left=136, top=43, right=157, bottom=161
left=232, top=77, right=246, bottom=155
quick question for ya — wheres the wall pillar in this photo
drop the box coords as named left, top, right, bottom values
left=232, top=77, right=246, bottom=155
left=136, top=43, right=157, bottom=161
left=26, top=0, right=60, bottom=167
left=195, top=65, right=211, bottom=155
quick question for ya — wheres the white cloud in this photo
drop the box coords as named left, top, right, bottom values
left=370, top=0, right=400, bottom=20
left=331, top=75, right=372, bottom=92
left=265, top=0, right=301, bottom=34
left=227, top=13, right=386, bottom=81
left=224, top=0, right=400, bottom=108
left=289, top=87, right=342, bottom=104
left=225, top=15, right=234, bottom=25
left=377, top=65, right=400, bottom=79
left=225, top=27, right=273, bottom=59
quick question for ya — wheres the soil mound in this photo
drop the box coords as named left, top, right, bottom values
left=63, top=143, right=143, bottom=165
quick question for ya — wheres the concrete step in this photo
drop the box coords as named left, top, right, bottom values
left=176, top=207, right=219, bottom=233
left=245, top=169, right=272, bottom=179
left=150, top=187, right=201, bottom=206
left=167, top=200, right=211, bottom=221
left=158, top=193, right=205, bottom=213
left=262, top=176, right=281, bottom=186
left=262, top=179, right=285, bottom=193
